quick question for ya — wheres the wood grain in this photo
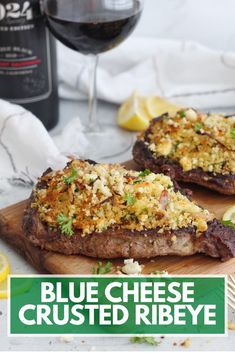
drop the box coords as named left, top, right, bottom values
left=0, top=160, right=235, bottom=275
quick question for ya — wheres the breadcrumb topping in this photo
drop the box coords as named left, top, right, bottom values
left=145, top=109, right=235, bottom=175
left=32, top=160, right=213, bottom=236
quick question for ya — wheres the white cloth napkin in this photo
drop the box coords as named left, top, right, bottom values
left=0, top=100, right=89, bottom=196
left=58, top=37, right=235, bottom=110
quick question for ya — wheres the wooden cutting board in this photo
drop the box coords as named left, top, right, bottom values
left=0, top=160, right=235, bottom=275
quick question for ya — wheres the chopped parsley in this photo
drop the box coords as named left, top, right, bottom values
left=93, top=261, right=113, bottom=275
left=139, top=169, right=151, bottom=178
left=130, top=336, right=159, bottom=346
left=124, top=193, right=136, bottom=206
left=230, top=128, right=235, bottom=139
left=57, top=213, right=74, bottom=237
left=63, top=167, right=78, bottom=185
left=195, top=123, right=203, bottom=132
left=221, top=220, right=235, bottom=228
left=178, top=111, right=186, bottom=118
left=133, top=169, right=152, bottom=184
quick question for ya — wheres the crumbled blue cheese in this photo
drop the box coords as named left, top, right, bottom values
left=122, top=259, right=142, bottom=275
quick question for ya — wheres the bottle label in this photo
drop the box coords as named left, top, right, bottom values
left=0, top=0, right=52, bottom=103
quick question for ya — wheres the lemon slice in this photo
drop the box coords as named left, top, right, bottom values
left=0, top=253, right=10, bottom=283
left=117, top=92, right=151, bottom=131
left=145, top=96, right=182, bottom=118
left=222, top=206, right=235, bottom=225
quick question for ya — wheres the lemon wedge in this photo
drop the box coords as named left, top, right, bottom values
left=145, top=96, right=182, bottom=118
left=0, top=253, right=10, bottom=283
left=117, top=92, right=151, bottom=131
left=222, top=206, right=235, bottom=225
left=117, top=92, right=184, bottom=131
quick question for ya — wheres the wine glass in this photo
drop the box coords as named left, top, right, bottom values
left=42, top=0, right=144, bottom=161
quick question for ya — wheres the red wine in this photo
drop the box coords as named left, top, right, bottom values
left=0, top=0, right=59, bottom=130
left=44, top=0, right=142, bottom=55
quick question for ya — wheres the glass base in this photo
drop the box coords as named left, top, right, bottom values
left=80, top=124, right=135, bottom=162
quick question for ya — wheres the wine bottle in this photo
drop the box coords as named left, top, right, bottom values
left=0, top=0, right=58, bottom=130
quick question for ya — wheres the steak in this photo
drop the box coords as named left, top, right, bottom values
left=22, top=160, right=235, bottom=261
left=133, top=139, right=235, bottom=195
left=133, top=111, right=235, bottom=195
left=23, top=202, right=235, bottom=261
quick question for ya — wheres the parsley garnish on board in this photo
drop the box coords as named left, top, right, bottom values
left=63, top=167, right=78, bottom=185
left=230, top=128, right=235, bottom=139
left=221, top=220, right=235, bottom=229
left=124, top=192, right=136, bottom=206
left=93, top=261, right=113, bottom=275
left=57, top=213, right=74, bottom=237
left=151, top=270, right=167, bottom=276
left=130, top=336, right=159, bottom=346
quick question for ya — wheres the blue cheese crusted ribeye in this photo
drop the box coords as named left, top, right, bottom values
left=133, top=109, right=235, bottom=195
left=23, top=160, right=235, bottom=261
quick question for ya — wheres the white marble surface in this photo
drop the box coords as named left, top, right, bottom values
left=1, top=0, right=235, bottom=351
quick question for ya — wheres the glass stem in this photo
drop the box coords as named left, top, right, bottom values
left=88, top=54, right=99, bottom=132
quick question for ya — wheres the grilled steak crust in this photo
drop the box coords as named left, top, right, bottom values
left=23, top=195, right=235, bottom=261
left=133, top=135, right=235, bottom=195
